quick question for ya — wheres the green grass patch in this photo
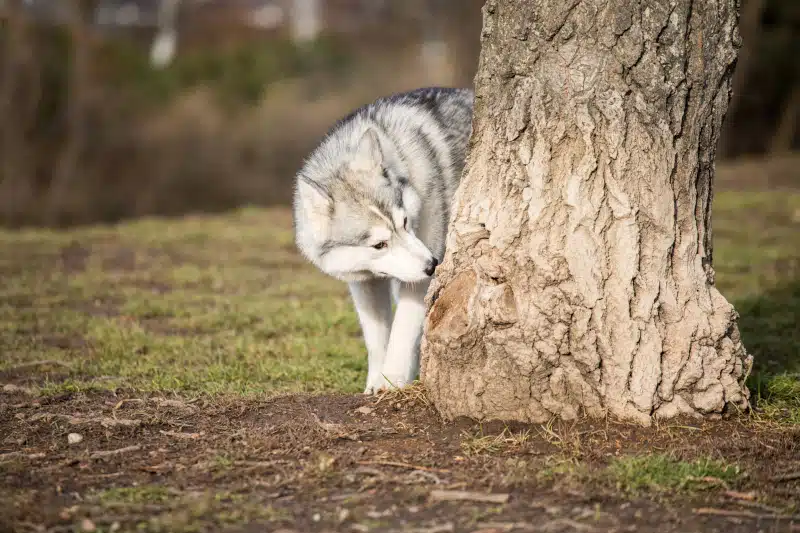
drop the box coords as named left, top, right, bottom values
left=606, top=454, right=741, bottom=495
left=0, top=208, right=365, bottom=395
left=749, top=373, right=800, bottom=424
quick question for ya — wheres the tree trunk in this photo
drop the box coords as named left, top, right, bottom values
left=768, top=84, right=800, bottom=154
left=0, top=0, right=25, bottom=192
left=421, top=0, right=752, bottom=425
left=47, top=0, right=93, bottom=223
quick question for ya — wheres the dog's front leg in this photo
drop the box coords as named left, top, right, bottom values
left=349, top=279, right=393, bottom=394
left=380, top=280, right=430, bottom=389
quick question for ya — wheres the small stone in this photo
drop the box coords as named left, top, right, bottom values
left=80, top=518, right=96, bottom=532
left=355, top=406, right=373, bottom=415
left=338, top=509, right=350, bottom=522
left=316, top=453, right=335, bottom=472
left=67, top=433, right=84, bottom=445
left=59, top=506, right=78, bottom=520
left=312, top=512, right=321, bottom=522
left=109, top=522, right=120, bottom=532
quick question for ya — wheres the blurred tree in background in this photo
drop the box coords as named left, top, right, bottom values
left=0, top=0, right=794, bottom=226
left=721, top=0, right=799, bottom=157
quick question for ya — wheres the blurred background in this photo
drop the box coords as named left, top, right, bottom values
left=0, top=0, right=796, bottom=227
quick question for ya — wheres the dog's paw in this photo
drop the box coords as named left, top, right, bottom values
left=375, top=372, right=412, bottom=390
left=363, top=372, right=413, bottom=394
left=363, top=373, right=387, bottom=395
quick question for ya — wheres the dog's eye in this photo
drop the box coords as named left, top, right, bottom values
left=403, top=217, right=407, bottom=229
left=381, top=168, right=389, bottom=179
left=372, top=242, right=387, bottom=250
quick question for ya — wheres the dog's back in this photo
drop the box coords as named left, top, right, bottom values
left=334, top=87, right=473, bottom=173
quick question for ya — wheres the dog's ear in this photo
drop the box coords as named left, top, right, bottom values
left=352, top=128, right=383, bottom=171
left=296, top=175, right=333, bottom=216
left=298, top=175, right=332, bottom=202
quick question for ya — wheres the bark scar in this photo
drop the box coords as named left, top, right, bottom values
left=426, top=270, right=477, bottom=341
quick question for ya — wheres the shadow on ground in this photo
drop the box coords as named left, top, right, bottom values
left=733, top=280, right=800, bottom=422
left=737, top=280, right=800, bottom=378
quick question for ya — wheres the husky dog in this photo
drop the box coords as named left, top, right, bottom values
left=293, top=87, right=474, bottom=393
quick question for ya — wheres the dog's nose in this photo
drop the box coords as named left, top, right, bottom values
left=424, top=257, right=438, bottom=277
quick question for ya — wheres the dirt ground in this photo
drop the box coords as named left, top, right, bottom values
left=2, top=383, right=799, bottom=533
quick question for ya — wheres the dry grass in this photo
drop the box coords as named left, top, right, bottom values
left=460, top=426, right=532, bottom=456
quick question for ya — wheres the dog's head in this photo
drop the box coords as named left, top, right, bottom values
left=294, top=128, right=438, bottom=283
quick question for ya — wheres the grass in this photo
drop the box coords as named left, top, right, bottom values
left=713, top=192, right=800, bottom=424
left=0, top=208, right=365, bottom=395
left=460, top=426, right=531, bottom=456
left=749, top=373, right=800, bottom=424
left=0, top=192, right=798, bottom=421
left=537, top=458, right=585, bottom=484
left=606, top=454, right=742, bottom=495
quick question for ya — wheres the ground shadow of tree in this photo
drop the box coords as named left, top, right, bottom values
left=733, top=279, right=800, bottom=409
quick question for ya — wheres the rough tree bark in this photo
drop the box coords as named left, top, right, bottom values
left=421, top=0, right=752, bottom=425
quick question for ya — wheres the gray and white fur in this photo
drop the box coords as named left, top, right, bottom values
left=293, top=87, right=474, bottom=393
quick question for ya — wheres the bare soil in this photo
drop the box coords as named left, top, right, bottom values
left=2, top=386, right=799, bottom=533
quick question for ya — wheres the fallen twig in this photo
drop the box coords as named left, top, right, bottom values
left=152, top=398, right=196, bottom=410
left=27, top=413, right=141, bottom=428
left=770, top=471, right=800, bottom=483
left=99, top=417, right=142, bottom=428
left=353, top=466, right=385, bottom=478
left=729, top=500, right=783, bottom=513
left=724, top=490, right=757, bottom=501
left=90, top=445, right=141, bottom=459
left=405, top=524, right=454, bottom=533
left=159, top=430, right=204, bottom=440
left=356, top=460, right=450, bottom=474
left=140, top=463, right=173, bottom=473
left=113, top=398, right=144, bottom=410
left=539, top=519, right=600, bottom=532
left=310, top=413, right=361, bottom=440
left=1, top=383, right=38, bottom=395
left=473, top=522, right=531, bottom=532
left=405, top=469, right=444, bottom=485
left=0, top=451, right=45, bottom=462
left=86, top=472, right=125, bottom=479
left=428, top=489, right=509, bottom=504
left=693, top=507, right=800, bottom=520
